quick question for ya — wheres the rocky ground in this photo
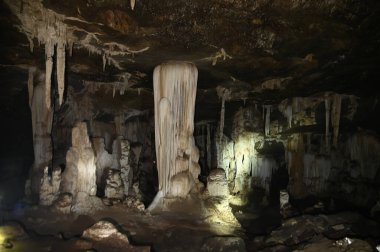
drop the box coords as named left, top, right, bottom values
left=1, top=194, right=380, bottom=252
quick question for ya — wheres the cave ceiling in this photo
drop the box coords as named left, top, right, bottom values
left=1, top=0, right=380, bottom=122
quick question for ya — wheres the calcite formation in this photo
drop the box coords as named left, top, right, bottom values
left=61, top=122, right=97, bottom=198
left=207, top=168, right=229, bottom=197
left=152, top=61, right=200, bottom=199
left=29, top=74, right=53, bottom=196
left=104, top=169, right=124, bottom=199
left=120, top=139, right=133, bottom=196
left=39, top=166, right=61, bottom=206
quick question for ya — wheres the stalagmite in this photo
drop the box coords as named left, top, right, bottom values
left=152, top=61, right=199, bottom=201
left=45, top=41, right=54, bottom=109
left=57, top=40, right=66, bottom=106
left=324, top=94, right=331, bottom=152
left=39, top=167, right=61, bottom=206
left=331, top=94, right=342, bottom=148
left=61, top=122, right=97, bottom=197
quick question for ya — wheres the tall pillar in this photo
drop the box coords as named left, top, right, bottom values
left=152, top=61, right=200, bottom=198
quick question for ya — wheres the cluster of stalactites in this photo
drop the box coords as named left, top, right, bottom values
left=278, top=92, right=358, bottom=150
left=216, top=86, right=232, bottom=142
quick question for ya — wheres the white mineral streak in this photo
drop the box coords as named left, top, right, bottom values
left=331, top=94, right=342, bottom=148
left=220, top=96, right=226, bottom=141
left=28, top=67, right=35, bottom=108
left=324, top=93, right=331, bottom=151
left=286, top=105, right=292, bottom=128
left=206, top=123, right=212, bottom=169
left=57, top=40, right=66, bottom=106
left=45, top=41, right=54, bottom=109
left=216, top=87, right=231, bottom=142
left=152, top=61, right=199, bottom=199
left=102, top=54, right=106, bottom=71
left=264, top=105, right=272, bottom=136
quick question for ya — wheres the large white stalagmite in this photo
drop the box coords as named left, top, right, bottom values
left=152, top=61, right=200, bottom=200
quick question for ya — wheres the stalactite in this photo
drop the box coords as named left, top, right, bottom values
left=324, top=94, right=331, bottom=152
left=206, top=123, right=211, bottom=169
left=219, top=96, right=226, bottom=142
left=102, top=54, right=106, bottom=71
left=45, top=41, right=54, bottom=109
left=286, top=105, right=292, bottom=128
left=27, top=67, right=35, bottom=108
left=331, top=94, right=342, bottom=148
left=130, top=0, right=136, bottom=10
left=264, top=105, right=271, bottom=136
left=152, top=61, right=199, bottom=200
left=57, top=40, right=65, bottom=106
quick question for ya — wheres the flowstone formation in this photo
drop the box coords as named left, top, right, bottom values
left=149, top=61, right=200, bottom=209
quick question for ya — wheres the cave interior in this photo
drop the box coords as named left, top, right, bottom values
left=1, top=0, right=380, bottom=251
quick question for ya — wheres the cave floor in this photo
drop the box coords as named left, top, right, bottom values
left=0, top=201, right=244, bottom=252
left=1, top=196, right=380, bottom=252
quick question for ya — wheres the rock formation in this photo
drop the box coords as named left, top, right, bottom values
left=152, top=61, right=200, bottom=201
left=61, top=122, right=97, bottom=198
left=39, top=166, right=61, bottom=206
left=104, top=169, right=124, bottom=200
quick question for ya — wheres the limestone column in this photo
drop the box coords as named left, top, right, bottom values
left=152, top=61, right=200, bottom=198
left=29, top=72, right=53, bottom=197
